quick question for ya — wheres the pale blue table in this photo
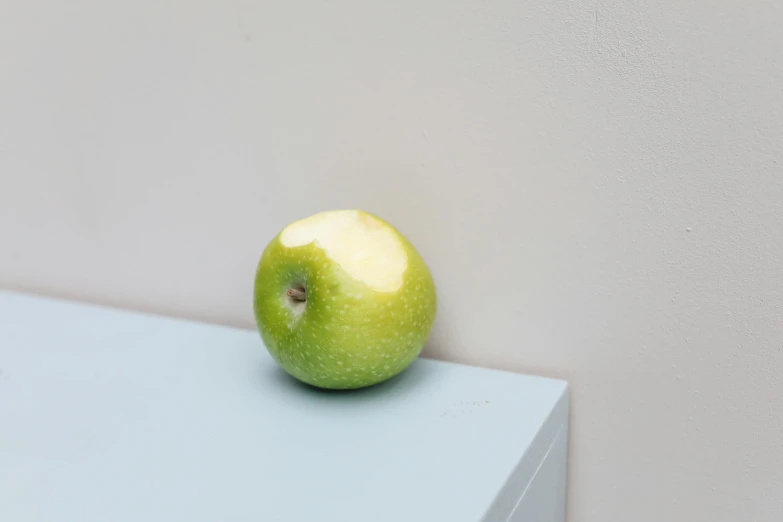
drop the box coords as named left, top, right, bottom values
left=0, top=290, right=568, bottom=521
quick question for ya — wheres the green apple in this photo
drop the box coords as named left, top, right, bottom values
left=253, top=209, right=436, bottom=389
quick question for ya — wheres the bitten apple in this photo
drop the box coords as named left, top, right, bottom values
left=253, top=209, right=436, bottom=389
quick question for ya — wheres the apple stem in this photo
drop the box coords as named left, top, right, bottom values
left=287, top=288, right=307, bottom=302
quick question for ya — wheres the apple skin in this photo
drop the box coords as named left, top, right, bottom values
left=253, top=211, right=436, bottom=389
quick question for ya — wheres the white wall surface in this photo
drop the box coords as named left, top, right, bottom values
left=2, top=1, right=781, bottom=520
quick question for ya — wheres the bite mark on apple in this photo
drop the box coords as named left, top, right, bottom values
left=280, top=209, right=408, bottom=292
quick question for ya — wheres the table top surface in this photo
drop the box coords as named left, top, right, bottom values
left=0, top=290, right=567, bottom=521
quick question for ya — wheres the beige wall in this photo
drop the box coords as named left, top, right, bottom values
left=2, top=1, right=782, bottom=520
